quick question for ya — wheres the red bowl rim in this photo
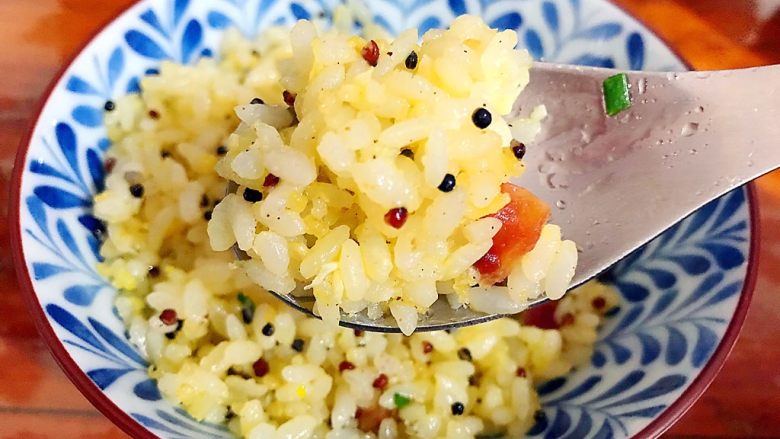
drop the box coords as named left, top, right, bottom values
left=7, top=1, right=760, bottom=438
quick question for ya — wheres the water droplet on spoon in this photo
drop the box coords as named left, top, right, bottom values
left=636, top=78, right=647, bottom=94
left=681, top=122, right=699, bottom=137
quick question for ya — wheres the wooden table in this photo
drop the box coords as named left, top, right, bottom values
left=0, top=1, right=778, bottom=437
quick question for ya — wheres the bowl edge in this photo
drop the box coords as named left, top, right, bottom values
left=8, top=2, right=761, bottom=438
left=8, top=1, right=158, bottom=437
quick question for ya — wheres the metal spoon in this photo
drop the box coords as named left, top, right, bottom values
left=237, top=63, right=780, bottom=333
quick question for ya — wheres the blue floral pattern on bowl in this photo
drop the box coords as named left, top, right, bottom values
left=13, top=0, right=752, bottom=437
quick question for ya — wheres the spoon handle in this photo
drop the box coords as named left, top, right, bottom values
left=515, top=63, right=780, bottom=287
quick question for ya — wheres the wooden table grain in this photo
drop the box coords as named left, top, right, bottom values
left=1, top=1, right=778, bottom=437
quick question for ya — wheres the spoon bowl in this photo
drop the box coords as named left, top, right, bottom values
left=246, top=63, right=779, bottom=333
left=516, top=62, right=779, bottom=288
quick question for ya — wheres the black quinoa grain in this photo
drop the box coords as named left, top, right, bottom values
left=243, top=188, right=263, bottom=203
left=451, top=402, right=465, bottom=416
left=261, top=323, right=275, bottom=336
left=104, top=100, right=116, bottom=111
left=291, top=338, right=305, bottom=352
left=437, top=173, right=456, bottom=192
left=165, top=319, right=184, bottom=339
left=129, top=183, right=145, bottom=198
left=510, top=140, right=526, bottom=160
left=250, top=97, right=264, bottom=105
left=471, top=108, right=492, bottom=129
left=457, top=348, right=472, bottom=362
left=241, top=307, right=254, bottom=325
left=404, top=51, right=418, bottom=70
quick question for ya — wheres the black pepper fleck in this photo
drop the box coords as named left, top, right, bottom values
left=203, top=210, right=212, bottom=221
left=148, top=266, right=160, bottom=278
left=148, top=109, right=160, bottom=119
left=216, top=145, right=228, bottom=155
left=291, top=338, right=305, bottom=352
left=243, top=188, right=263, bottom=203
left=129, top=183, right=145, bottom=198
left=200, top=194, right=210, bottom=207
left=471, top=108, right=492, bottom=129
left=400, top=148, right=414, bottom=159
left=261, top=323, right=275, bottom=336
left=160, top=150, right=171, bottom=158
left=437, top=173, right=456, bottom=192
left=250, top=97, right=264, bottom=105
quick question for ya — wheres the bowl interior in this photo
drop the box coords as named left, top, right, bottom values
left=11, top=0, right=754, bottom=438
